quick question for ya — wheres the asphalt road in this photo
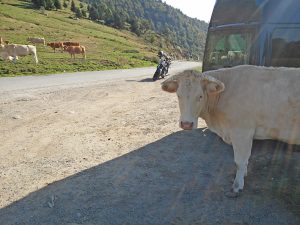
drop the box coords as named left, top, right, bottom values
left=0, top=61, right=201, bottom=92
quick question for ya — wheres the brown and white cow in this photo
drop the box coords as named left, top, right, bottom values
left=162, top=65, right=300, bottom=194
left=47, top=42, right=64, bottom=52
left=0, top=44, right=38, bottom=63
left=63, top=41, right=80, bottom=46
left=63, top=45, right=86, bottom=59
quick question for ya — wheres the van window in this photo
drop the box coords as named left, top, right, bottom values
left=271, top=28, right=300, bottom=67
left=204, top=30, right=253, bottom=70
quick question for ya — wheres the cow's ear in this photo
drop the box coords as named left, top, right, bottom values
left=161, top=79, right=178, bottom=93
left=202, top=76, right=225, bottom=95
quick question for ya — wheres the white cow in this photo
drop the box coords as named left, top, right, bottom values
left=162, top=65, right=300, bottom=194
left=27, top=37, right=45, bottom=45
left=0, top=44, right=38, bottom=64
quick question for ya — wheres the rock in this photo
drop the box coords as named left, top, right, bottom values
left=12, top=115, right=21, bottom=119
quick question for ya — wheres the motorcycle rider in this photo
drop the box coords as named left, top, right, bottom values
left=157, top=50, right=171, bottom=74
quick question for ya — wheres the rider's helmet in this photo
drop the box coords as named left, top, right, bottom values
left=158, top=50, right=164, bottom=58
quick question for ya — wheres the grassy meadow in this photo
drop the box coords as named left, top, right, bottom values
left=0, top=0, right=163, bottom=76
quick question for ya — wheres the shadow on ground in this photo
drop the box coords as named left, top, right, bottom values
left=137, top=78, right=155, bottom=82
left=0, top=129, right=299, bottom=225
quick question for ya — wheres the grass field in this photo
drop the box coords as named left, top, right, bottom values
left=0, top=0, right=173, bottom=77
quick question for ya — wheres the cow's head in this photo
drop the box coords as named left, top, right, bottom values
left=162, top=70, right=225, bottom=130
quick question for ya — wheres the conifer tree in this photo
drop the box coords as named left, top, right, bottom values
left=53, top=0, right=62, bottom=10
left=71, top=0, right=76, bottom=12
left=63, top=1, right=68, bottom=8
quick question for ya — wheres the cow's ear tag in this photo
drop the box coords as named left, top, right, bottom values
left=162, top=80, right=178, bottom=93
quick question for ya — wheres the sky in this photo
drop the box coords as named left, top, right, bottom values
left=164, top=0, right=216, bottom=22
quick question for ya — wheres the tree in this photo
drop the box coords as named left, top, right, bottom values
left=130, top=18, right=141, bottom=36
left=63, top=0, right=68, bottom=8
left=71, top=0, right=76, bottom=12
left=45, top=0, right=55, bottom=10
left=75, top=7, right=82, bottom=18
left=81, top=9, right=87, bottom=18
left=113, top=13, right=125, bottom=29
left=88, top=5, right=99, bottom=21
left=53, top=0, right=62, bottom=10
left=79, top=2, right=84, bottom=8
left=31, top=0, right=45, bottom=9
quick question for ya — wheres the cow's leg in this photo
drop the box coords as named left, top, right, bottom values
left=33, top=53, right=38, bottom=64
left=230, top=130, right=254, bottom=193
left=13, top=56, right=17, bottom=63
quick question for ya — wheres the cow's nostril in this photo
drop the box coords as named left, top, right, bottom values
left=180, top=121, right=193, bottom=130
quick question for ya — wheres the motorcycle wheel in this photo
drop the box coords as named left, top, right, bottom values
left=153, top=69, right=160, bottom=81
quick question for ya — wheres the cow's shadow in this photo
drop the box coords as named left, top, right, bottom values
left=0, top=129, right=299, bottom=225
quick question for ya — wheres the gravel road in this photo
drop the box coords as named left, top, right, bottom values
left=0, top=62, right=299, bottom=225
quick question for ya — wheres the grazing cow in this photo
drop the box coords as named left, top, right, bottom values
left=47, top=42, right=64, bottom=52
left=63, top=45, right=86, bottom=59
left=162, top=65, right=300, bottom=194
left=0, top=44, right=38, bottom=63
left=27, top=37, right=46, bottom=45
left=63, top=41, right=80, bottom=46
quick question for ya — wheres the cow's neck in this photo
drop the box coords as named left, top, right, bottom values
left=199, top=92, right=220, bottom=118
left=200, top=94, right=222, bottom=126
left=199, top=93, right=230, bottom=142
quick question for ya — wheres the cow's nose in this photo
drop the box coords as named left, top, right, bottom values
left=180, top=121, right=193, bottom=130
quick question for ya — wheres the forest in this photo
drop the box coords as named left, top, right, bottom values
left=31, top=0, right=208, bottom=59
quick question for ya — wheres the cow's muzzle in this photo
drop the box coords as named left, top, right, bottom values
left=180, top=121, right=193, bottom=130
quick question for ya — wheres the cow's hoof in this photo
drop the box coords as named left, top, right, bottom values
left=225, top=190, right=242, bottom=198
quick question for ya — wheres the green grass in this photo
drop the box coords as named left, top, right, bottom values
left=0, top=0, right=161, bottom=76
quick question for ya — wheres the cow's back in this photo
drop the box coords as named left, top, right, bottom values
left=206, top=65, right=300, bottom=145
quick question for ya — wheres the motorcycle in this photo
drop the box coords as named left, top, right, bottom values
left=152, top=58, right=171, bottom=81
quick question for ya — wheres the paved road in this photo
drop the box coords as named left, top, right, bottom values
left=0, top=61, right=201, bottom=92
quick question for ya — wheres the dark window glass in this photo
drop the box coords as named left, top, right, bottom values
left=271, top=28, right=300, bottom=67
left=204, top=30, right=253, bottom=71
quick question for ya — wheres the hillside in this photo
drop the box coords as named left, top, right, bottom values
left=0, top=0, right=184, bottom=76
left=84, top=0, right=208, bottom=59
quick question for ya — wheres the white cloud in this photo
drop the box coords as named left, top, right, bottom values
left=164, top=0, right=216, bottom=22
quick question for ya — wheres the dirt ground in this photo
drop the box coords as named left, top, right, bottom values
left=0, top=75, right=299, bottom=225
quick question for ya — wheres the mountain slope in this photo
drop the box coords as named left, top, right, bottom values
left=0, top=0, right=182, bottom=76
left=84, top=0, right=208, bottom=58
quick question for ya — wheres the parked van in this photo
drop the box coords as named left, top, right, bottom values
left=203, top=0, right=300, bottom=71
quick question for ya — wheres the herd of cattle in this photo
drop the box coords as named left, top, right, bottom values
left=0, top=37, right=86, bottom=64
